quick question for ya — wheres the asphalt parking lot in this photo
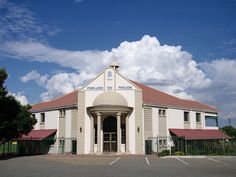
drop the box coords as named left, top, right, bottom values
left=0, top=155, right=236, bottom=177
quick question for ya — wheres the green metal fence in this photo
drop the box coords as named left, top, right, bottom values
left=0, top=141, right=18, bottom=154
left=0, top=137, right=55, bottom=155
left=171, top=137, right=236, bottom=156
left=148, top=136, right=236, bottom=156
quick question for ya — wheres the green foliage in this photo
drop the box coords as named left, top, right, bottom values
left=175, top=151, right=185, bottom=156
left=221, top=126, right=236, bottom=137
left=158, top=149, right=170, bottom=157
left=0, top=68, right=37, bottom=144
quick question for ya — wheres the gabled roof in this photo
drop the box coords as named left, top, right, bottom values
left=17, top=129, right=57, bottom=141
left=169, top=128, right=230, bottom=140
left=31, top=90, right=78, bottom=112
left=31, top=80, right=218, bottom=113
left=131, top=80, right=218, bottom=112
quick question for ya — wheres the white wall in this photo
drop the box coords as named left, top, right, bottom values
left=189, top=111, right=196, bottom=129
left=34, top=113, right=40, bottom=130
left=167, top=108, right=184, bottom=136
left=152, top=108, right=158, bottom=137
left=45, top=110, right=59, bottom=130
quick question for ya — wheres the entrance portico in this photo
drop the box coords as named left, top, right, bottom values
left=87, top=92, right=133, bottom=154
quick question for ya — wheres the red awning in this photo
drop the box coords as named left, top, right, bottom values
left=17, top=129, right=57, bottom=141
left=169, top=128, right=230, bottom=140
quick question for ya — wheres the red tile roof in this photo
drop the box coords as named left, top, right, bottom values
left=17, top=129, right=57, bottom=141
left=31, top=90, right=78, bottom=112
left=169, top=128, right=230, bottom=140
left=31, top=80, right=218, bottom=113
left=131, top=80, right=218, bottom=112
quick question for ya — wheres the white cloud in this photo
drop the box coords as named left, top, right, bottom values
left=21, top=70, right=95, bottom=101
left=197, top=59, right=236, bottom=119
left=2, top=32, right=236, bottom=120
left=21, top=70, right=48, bottom=86
left=5, top=35, right=211, bottom=99
left=9, top=92, right=28, bottom=105
left=0, top=0, right=60, bottom=42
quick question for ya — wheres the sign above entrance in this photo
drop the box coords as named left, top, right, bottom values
left=117, top=86, right=132, bottom=90
left=86, top=86, right=104, bottom=91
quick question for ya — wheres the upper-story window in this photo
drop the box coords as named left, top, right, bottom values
left=59, top=110, right=66, bottom=117
left=40, top=113, right=45, bottom=123
left=184, top=111, right=189, bottom=122
left=158, top=109, right=166, bottom=116
left=196, top=113, right=201, bottom=123
left=205, top=116, right=218, bottom=127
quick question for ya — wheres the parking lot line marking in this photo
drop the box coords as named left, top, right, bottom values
left=145, top=157, right=150, bottom=166
left=207, top=157, right=230, bottom=166
left=176, top=158, right=189, bottom=166
left=109, top=157, right=121, bottom=166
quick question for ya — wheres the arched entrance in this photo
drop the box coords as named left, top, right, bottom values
left=103, top=116, right=117, bottom=152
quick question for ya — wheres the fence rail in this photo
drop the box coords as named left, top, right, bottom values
left=147, top=136, right=236, bottom=156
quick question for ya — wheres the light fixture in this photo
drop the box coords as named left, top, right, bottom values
left=137, top=127, right=140, bottom=133
left=80, top=127, right=82, bottom=133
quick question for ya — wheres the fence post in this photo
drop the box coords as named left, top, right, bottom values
left=185, top=139, right=187, bottom=155
left=222, top=139, right=225, bottom=156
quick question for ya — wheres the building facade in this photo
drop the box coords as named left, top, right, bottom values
left=31, top=63, right=224, bottom=155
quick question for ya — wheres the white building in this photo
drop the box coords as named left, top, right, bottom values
left=30, top=63, right=228, bottom=155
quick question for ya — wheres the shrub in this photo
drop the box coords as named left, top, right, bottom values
left=175, top=151, right=185, bottom=156
left=157, top=149, right=170, bottom=157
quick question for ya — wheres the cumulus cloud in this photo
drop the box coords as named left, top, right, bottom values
left=21, top=70, right=95, bottom=101
left=196, top=59, right=236, bottom=119
left=9, top=92, right=28, bottom=105
left=5, top=35, right=211, bottom=99
left=21, top=70, right=48, bottom=86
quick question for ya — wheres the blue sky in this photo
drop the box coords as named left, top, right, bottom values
left=0, top=0, right=236, bottom=127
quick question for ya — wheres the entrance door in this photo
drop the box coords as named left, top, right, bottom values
left=103, top=116, right=117, bottom=152
left=103, top=132, right=117, bottom=152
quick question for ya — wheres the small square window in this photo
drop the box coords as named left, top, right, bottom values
left=59, top=110, right=66, bottom=117
left=162, top=110, right=166, bottom=116
left=184, top=112, right=189, bottom=122
left=158, top=110, right=162, bottom=116
left=158, top=109, right=166, bottom=116
left=196, top=113, right=201, bottom=122
left=40, top=113, right=45, bottom=123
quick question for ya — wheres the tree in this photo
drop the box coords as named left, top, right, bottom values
left=0, top=68, right=37, bottom=144
left=221, top=126, right=236, bottom=137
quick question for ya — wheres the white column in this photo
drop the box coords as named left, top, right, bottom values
left=97, top=112, right=101, bottom=154
left=90, top=116, right=94, bottom=153
left=126, top=115, right=130, bottom=153
left=117, top=112, right=121, bottom=153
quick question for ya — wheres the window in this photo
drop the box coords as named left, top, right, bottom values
left=59, top=110, right=66, bottom=117
left=205, top=116, right=218, bottom=127
left=184, top=112, right=189, bottom=122
left=40, top=113, right=45, bottom=123
left=196, top=113, right=201, bottom=123
left=158, top=109, right=166, bottom=116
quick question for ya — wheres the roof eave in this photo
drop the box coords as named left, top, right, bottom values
left=31, top=104, right=78, bottom=113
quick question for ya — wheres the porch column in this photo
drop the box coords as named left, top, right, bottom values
left=117, top=112, right=121, bottom=153
left=126, top=115, right=130, bottom=153
left=97, top=112, right=101, bottom=154
left=90, top=116, right=94, bottom=153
